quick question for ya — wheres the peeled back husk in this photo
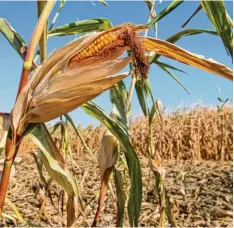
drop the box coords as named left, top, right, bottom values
left=11, top=23, right=148, bottom=137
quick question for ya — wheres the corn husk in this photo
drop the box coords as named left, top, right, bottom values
left=99, top=128, right=118, bottom=180
left=11, top=23, right=148, bottom=137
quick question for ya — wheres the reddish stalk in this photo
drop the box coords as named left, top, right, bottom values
left=0, top=1, right=55, bottom=215
left=92, top=168, right=113, bottom=227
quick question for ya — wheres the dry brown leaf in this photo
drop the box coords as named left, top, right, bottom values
left=142, top=37, right=233, bottom=81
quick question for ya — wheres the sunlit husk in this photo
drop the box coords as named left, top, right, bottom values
left=99, top=129, right=118, bottom=180
left=11, top=23, right=148, bottom=137
left=141, top=37, right=233, bottom=81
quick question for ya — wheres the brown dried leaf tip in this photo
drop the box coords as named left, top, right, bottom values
left=68, top=23, right=149, bottom=79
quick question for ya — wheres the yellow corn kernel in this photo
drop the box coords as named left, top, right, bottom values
left=96, top=37, right=101, bottom=44
left=97, top=44, right=102, bottom=50
left=94, top=46, right=99, bottom=52
left=110, top=34, right=116, bottom=41
left=103, top=39, right=109, bottom=45
left=103, top=33, right=109, bottom=39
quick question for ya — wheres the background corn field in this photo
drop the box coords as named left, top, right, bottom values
left=12, top=105, right=232, bottom=161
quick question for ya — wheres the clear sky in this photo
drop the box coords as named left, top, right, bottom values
left=0, top=1, right=233, bottom=126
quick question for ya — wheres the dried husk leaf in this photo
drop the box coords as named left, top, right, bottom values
left=142, top=37, right=233, bottom=80
left=99, top=129, right=118, bottom=180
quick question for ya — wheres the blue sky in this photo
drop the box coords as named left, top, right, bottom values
left=0, top=1, right=233, bottom=126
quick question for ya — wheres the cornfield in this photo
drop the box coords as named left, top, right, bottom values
left=0, top=1, right=232, bottom=227
left=13, top=105, right=233, bottom=161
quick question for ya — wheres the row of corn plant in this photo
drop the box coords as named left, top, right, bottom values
left=0, top=0, right=232, bottom=226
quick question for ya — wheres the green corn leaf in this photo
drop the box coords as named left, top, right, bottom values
left=182, top=4, right=202, bottom=28
left=0, top=18, right=27, bottom=59
left=29, top=124, right=78, bottom=197
left=114, top=168, right=126, bottom=227
left=166, top=28, right=217, bottom=44
left=48, top=18, right=112, bottom=37
left=147, top=0, right=183, bottom=27
left=110, top=85, right=128, bottom=126
left=155, top=60, right=190, bottom=94
left=81, top=101, right=142, bottom=227
left=201, top=0, right=233, bottom=58
left=149, top=28, right=217, bottom=64
left=117, top=81, right=130, bottom=115
left=149, top=99, right=161, bottom=126
left=135, top=79, right=155, bottom=117
left=154, top=60, right=187, bottom=74
left=135, top=81, right=148, bottom=117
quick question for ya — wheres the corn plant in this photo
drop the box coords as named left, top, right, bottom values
left=0, top=0, right=232, bottom=227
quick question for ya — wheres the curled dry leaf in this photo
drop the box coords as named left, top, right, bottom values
left=142, top=37, right=233, bottom=81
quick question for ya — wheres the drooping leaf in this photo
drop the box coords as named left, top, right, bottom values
left=147, top=0, right=183, bottom=27
left=142, top=37, right=233, bottom=81
left=48, top=18, right=112, bottom=37
left=81, top=101, right=142, bottom=227
left=155, top=60, right=189, bottom=94
left=154, top=60, right=187, bottom=74
left=201, top=0, right=233, bottom=58
left=29, top=124, right=78, bottom=197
